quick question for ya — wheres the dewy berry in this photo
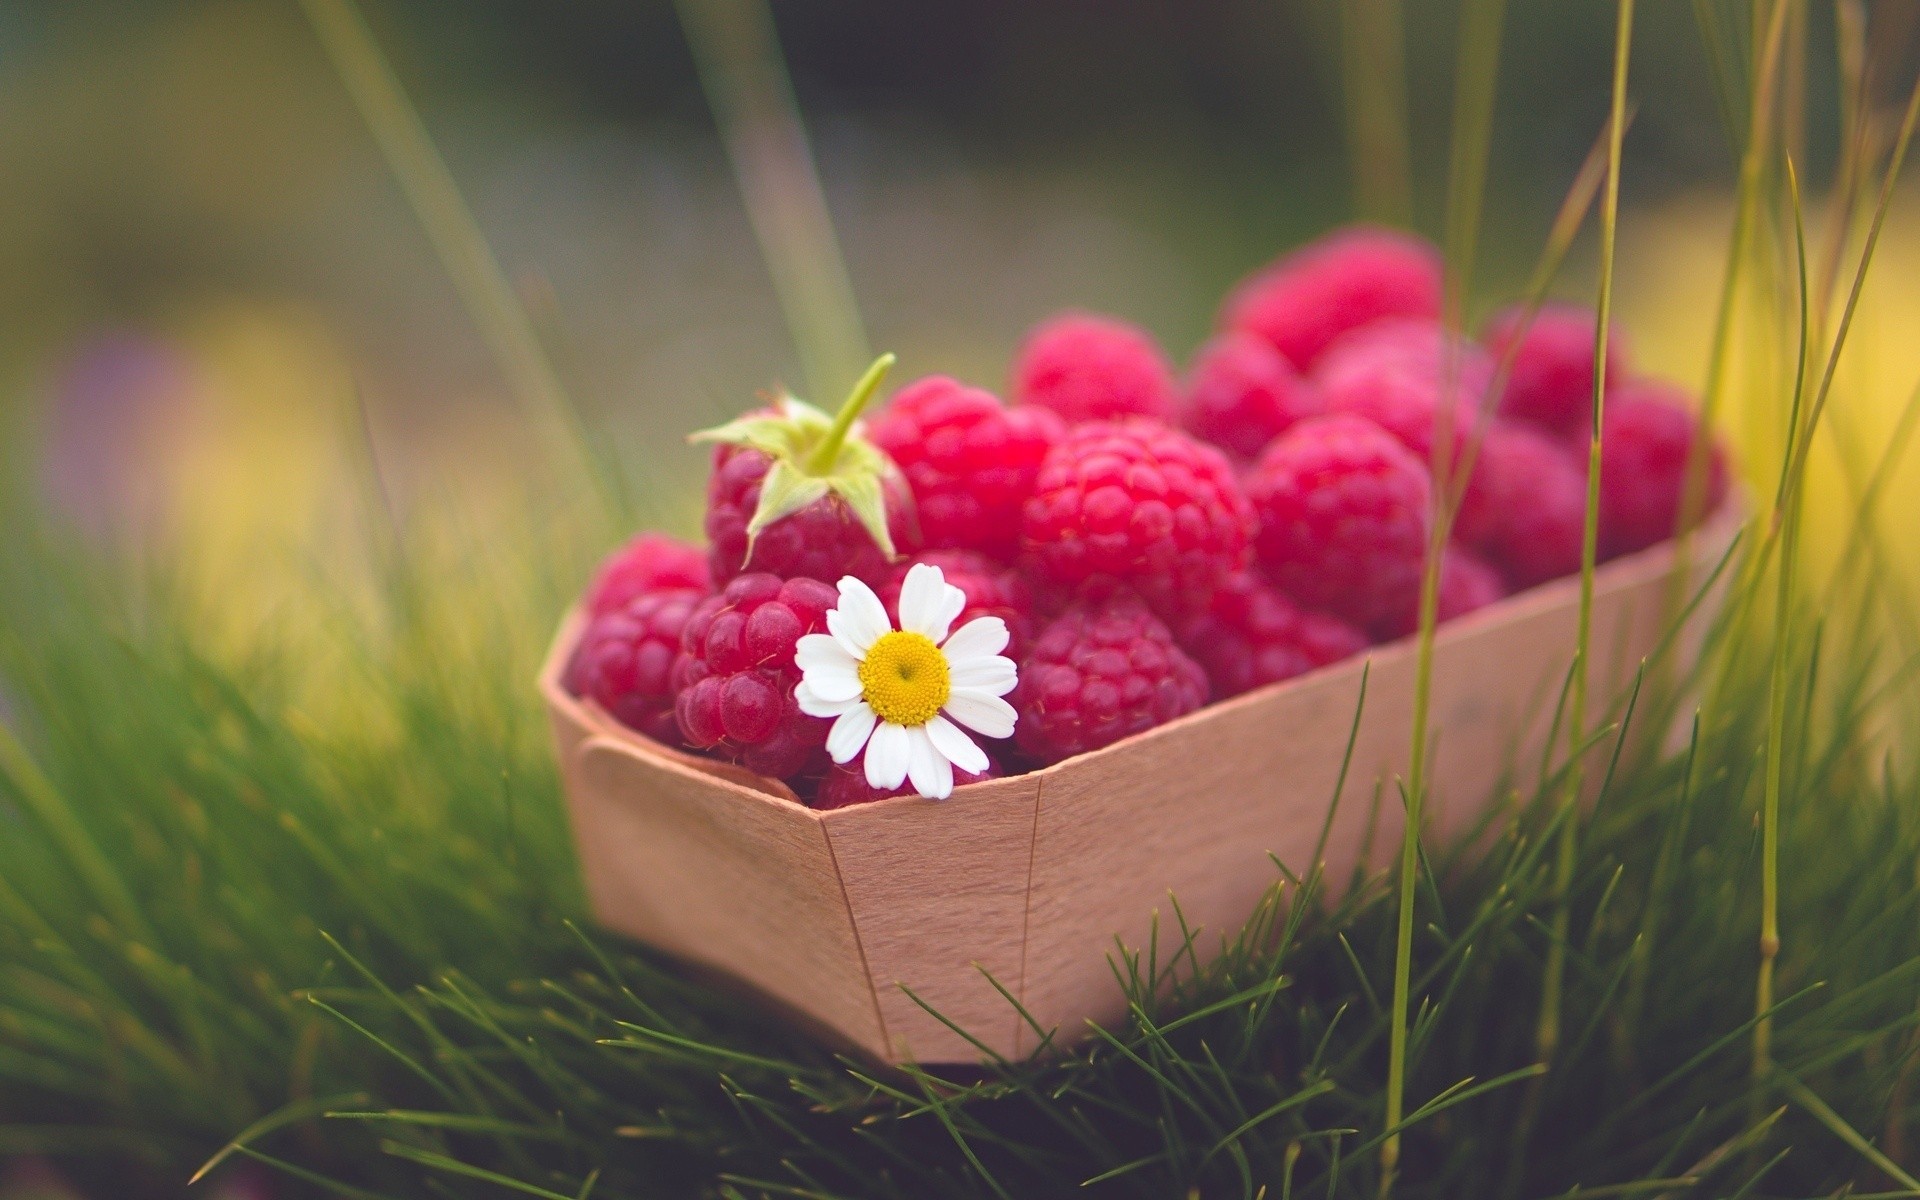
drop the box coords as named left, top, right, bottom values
left=1221, top=225, right=1443, bottom=372
left=1180, top=331, right=1325, bottom=461
left=1481, top=302, right=1629, bottom=436
left=583, top=532, right=710, bottom=617
left=1246, top=413, right=1433, bottom=629
left=1012, top=596, right=1209, bottom=765
left=1011, top=312, right=1179, bottom=425
left=697, top=355, right=917, bottom=586
left=813, top=757, right=1000, bottom=810
left=867, top=375, right=1063, bottom=559
left=878, top=549, right=1036, bottom=659
left=673, top=573, right=839, bottom=780
left=1456, top=423, right=1589, bottom=589
left=1598, top=380, right=1728, bottom=557
left=1179, top=570, right=1367, bottom=699
left=1022, top=418, right=1255, bottom=623
left=567, top=587, right=708, bottom=744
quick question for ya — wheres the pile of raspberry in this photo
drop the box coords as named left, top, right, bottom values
left=567, top=225, right=1730, bottom=807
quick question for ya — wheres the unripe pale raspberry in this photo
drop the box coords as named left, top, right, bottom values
left=1011, top=312, right=1179, bottom=425
left=1012, top=596, right=1209, bottom=766
left=813, top=758, right=1000, bottom=810
left=1369, top=546, right=1508, bottom=641
left=1178, top=570, right=1367, bottom=698
left=878, top=549, right=1037, bottom=660
left=567, top=587, right=709, bottom=744
left=705, top=442, right=916, bottom=586
left=1180, top=331, right=1325, bottom=461
left=1247, top=414, right=1433, bottom=629
left=583, top=532, right=710, bottom=617
left=1221, top=225, right=1443, bottom=371
left=1022, top=418, right=1255, bottom=624
left=1598, top=381, right=1728, bottom=557
left=867, top=376, right=1063, bottom=559
left=672, top=573, right=839, bottom=781
left=1481, top=302, right=1630, bottom=435
left=1457, top=423, right=1589, bottom=589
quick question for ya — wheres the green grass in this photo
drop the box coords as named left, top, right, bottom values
left=6, top=0, right=1920, bottom=1197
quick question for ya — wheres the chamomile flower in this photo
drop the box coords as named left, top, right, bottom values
left=794, top=564, right=1018, bottom=799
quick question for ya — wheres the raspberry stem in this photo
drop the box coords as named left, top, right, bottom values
left=807, top=352, right=895, bottom=474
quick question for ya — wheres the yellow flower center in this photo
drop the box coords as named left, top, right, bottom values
left=858, top=631, right=951, bottom=727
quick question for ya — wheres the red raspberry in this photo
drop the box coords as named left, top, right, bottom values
left=672, top=573, right=839, bottom=780
left=567, top=587, right=709, bottom=744
left=1457, top=423, right=1589, bottom=589
left=1011, top=312, right=1179, bottom=425
left=1316, top=319, right=1494, bottom=469
left=1180, top=331, right=1325, bottom=461
left=1247, top=414, right=1433, bottom=628
left=1598, top=381, right=1728, bottom=557
left=1369, top=546, right=1508, bottom=641
left=878, top=549, right=1036, bottom=659
left=1012, top=596, right=1209, bottom=765
left=1221, top=225, right=1444, bottom=371
left=1481, top=302, right=1629, bottom=436
left=866, top=376, right=1063, bottom=559
left=813, top=757, right=1001, bottom=810
left=1022, top=419, right=1255, bottom=623
left=705, top=442, right=916, bottom=586
left=583, top=532, right=710, bottom=617
left=1178, top=571, right=1367, bottom=699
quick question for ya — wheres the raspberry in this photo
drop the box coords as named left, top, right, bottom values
left=1369, top=546, right=1508, bottom=641
left=1022, top=419, right=1255, bottom=623
left=1010, top=312, right=1179, bottom=425
left=1481, top=302, right=1629, bottom=435
left=1012, top=596, right=1209, bottom=765
left=672, top=573, right=839, bottom=780
left=1220, top=225, right=1444, bottom=371
left=1456, top=423, right=1589, bottom=589
left=567, top=587, right=709, bottom=744
left=705, top=442, right=916, bottom=586
left=1180, top=331, right=1325, bottom=461
left=877, top=549, right=1036, bottom=659
left=1316, top=319, right=1494, bottom=469
left=1247, top=414, right=1433, bottom=628
left=1598, top=381, right=1728, bottom=557
left=813, top=758, right=1000, bottom=810
left=867, top=376, right=1063, bottom=559
left=1178, top=571, right=1367, bottom=699
left=583, top=532, right=710, bottom=617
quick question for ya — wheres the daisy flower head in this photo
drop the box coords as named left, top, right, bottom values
left=794, top=564, right=1019, bottom=800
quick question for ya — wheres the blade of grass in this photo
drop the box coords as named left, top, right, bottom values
left=1338, top=0, right=1414, bottom=226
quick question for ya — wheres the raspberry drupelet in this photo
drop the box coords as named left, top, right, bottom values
left=673, top=573, right=840, bottom=781
left=1180, top=331, right=1325, bottom=461
left=1021, top=418, right=1256, bottom=624
left=1598, top=380, right=1728, bottom=557
left=1010, top=312, right=1179, bottom=425
left=1220, top=225, right=1444, bottom=372
left=1178, top=570, right=1367, bottom=699
left=583, top=532, right=711, bottom=617
left=866, top=375, right=1063, bottom=560
left=1246, top=413, right=1434, bottom=629
left=877, top=549, right=1037, bottom=660
left=1456, top=423, right=1589, bottom=589
left=566, top=586, right=709, bottom=745
left=1481, top=302, right=1630, bottom=436
left=1012, top=596, right=1209, bottom=765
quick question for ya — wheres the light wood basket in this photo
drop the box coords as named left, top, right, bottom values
left=541, top=508, right=1741, bottom=1065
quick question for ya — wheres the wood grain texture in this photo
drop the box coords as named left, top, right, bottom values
left=544, top=506, right=1743, bottom=1065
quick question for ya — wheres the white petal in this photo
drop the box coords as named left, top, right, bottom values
left=925, top=714, right=989, bottom=776
left=794, top=635, right=863, bottom=701
left=828, top=577, right=892, bottom=655
left=796, top=681, right=863, bottom=719
left=940, top=615, right=1009, bottom=661
left=905, top=725, right=955, bottom=800
left=898, top=563, right=967, bottom=643
left=949, top=655, right=1017, bottom=696
left=943, top=689, right=1017, bottom=740
left=826, top=703, right=877, bottom=764
left=864, top=722, right=911, bottom=790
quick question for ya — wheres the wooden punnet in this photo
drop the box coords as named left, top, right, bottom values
left=542, top=508, right=1740, bottom=1065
